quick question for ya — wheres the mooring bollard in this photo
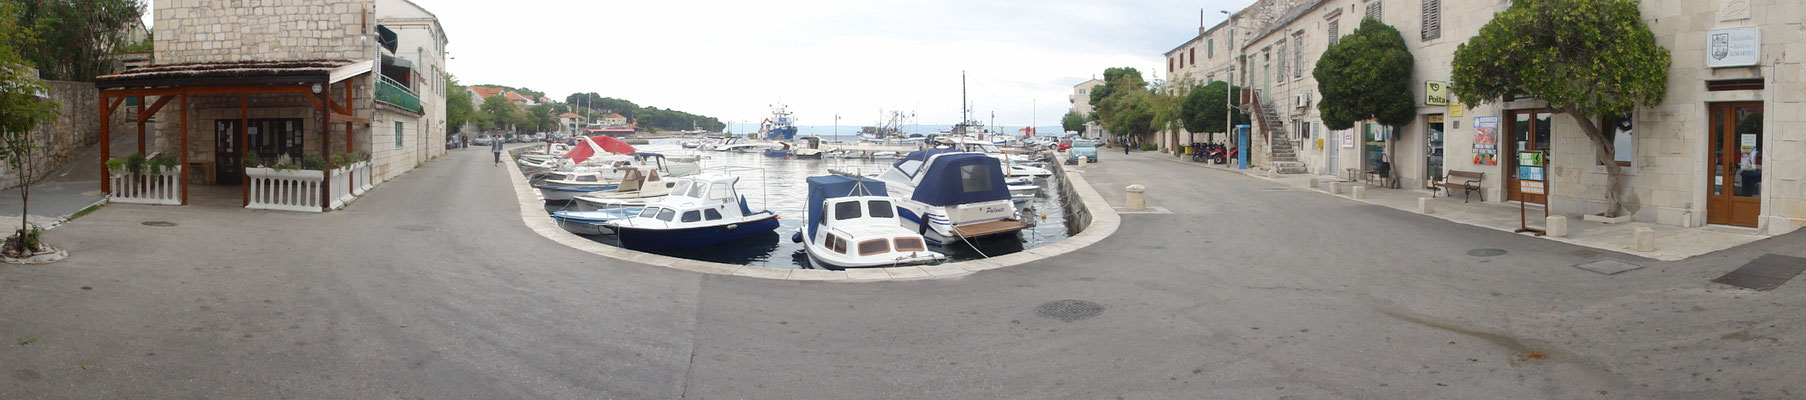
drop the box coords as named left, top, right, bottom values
left=1351, top=186, right=1367, bottom=200
left=1419, top=197, right=1434, bottom=214
left=1547, top=215, right=1569, bottom=237
left=1634, top=227, right=1655, bottom=252
left=1125, top=184, right=1146, bottom=212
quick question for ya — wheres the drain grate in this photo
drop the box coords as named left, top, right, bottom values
left=141, top=221, right=177, bottom=227
left=1035, top=300, right=1104, bottom=322
left=1712, top=254, right=1806, bottom=291
left=396, top=225, right=435, bottom=232
left=1467, top=248, right=1507, bottom=257
left=1572, top=258, right=1644, bottom=275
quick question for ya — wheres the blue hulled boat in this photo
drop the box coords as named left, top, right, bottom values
left=603, top=174, right=780, bottom=251
left=760, top=103, right=798, bottom=141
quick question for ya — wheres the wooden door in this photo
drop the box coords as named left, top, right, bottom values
left=1708, top=102, right=1763, bottom=227
left=1505, top=110, right=1553, bottom=204
left=214, top=120, right=241, bottom=184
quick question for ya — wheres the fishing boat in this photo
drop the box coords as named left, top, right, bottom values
left=793, top=175, right=946, bottom=268
left=871, top=150, right=1027, bottom=246
left=603, top=173, right=780, bottom=251
left=759, top=103, right=798, bottom=140
left=550, top=208, right=641, bottom=235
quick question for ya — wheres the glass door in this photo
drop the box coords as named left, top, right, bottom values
left=1505, top=110, right=1553, bottom=204
left=214, top=120, right=241, bottom=185
left=1426, top=115, right=1445, bottom=188
left=1708, top=102, right=1763, bottom=227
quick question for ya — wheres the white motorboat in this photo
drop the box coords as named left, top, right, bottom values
left=550, top=208, right=641, bottom=235
left=871, top=150, right=1027, bottom=246
left=792, top=175, right=945, bottom=268
left=570, top=168, right=674, bottom=211
left=1006, top=164, right=1054, bottom=177
left=533, top=170, right=620, bottom=203
left=602, top=173, right=780, bottom=251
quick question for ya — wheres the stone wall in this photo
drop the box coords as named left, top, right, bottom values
left=0, top=81, right=134, bottom=190
left=153, top=0, right=375, bottom=64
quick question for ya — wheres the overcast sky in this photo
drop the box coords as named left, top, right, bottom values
left=151, top=0, right=1245, bottom=128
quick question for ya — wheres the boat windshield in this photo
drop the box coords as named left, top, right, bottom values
left=710, top=184, right=735, bottom=201
left=959, top=164, right=994, bottom=192
left=833, top=201, right=862, bottom=220
left=655, top=209, right=676, bottom=222
left=638, top=207, right=662, bottom=218
left=670, top=181, right=692, bottom=197
left=686, top=183, right=706, bottom=198
left=896, top=160, right=925, bottom=177
left=867, top=200, right=893, bottom=218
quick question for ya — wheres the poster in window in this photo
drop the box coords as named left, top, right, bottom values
left=1472, top=116, right=1499, bottom=165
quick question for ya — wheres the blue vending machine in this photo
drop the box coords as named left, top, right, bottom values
left=1235, top=124, right=1250, bottom=169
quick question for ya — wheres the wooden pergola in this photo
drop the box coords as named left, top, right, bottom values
left=94, top=60, right=372, bottom=208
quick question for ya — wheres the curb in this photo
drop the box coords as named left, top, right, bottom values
left=505, top=149, right=1122, bottom=282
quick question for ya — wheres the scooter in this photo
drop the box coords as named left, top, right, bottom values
left=1189, top=143, right=1211, bottom=162
left=1201, top=143, right=1228, bottom=164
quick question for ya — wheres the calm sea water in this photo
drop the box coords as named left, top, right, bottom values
left=535, top=139, right=1072, bottom=269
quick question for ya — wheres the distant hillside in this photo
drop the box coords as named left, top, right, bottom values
left=565, top=92, right=724, bottom=132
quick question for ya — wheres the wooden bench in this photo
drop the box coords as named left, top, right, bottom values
left=1434, top=171, right=1485, bottom=202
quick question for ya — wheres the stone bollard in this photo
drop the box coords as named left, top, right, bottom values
left=1308, top=178, right=1320, bottom=189
left=1419, top=198, right=1434, bottom=214
left=1267, top=169, right=1277, bottom=179
left=1634, top=227, right=1655, bottom=252
left=1351, top=186, right=1367, bottom=200
left=1125, top=184, right=1146, bottom=212
left=1329, top=181, right=1343, bottom=194
left=1546, top=216, right=1569, bottom=237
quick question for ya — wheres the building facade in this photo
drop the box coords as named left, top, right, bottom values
left=1069, top=79, right=1105, bottom=138
left=1160, top=0, right=1804, bottom=233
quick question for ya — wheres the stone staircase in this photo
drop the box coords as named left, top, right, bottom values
left=1245, top=90, right=1308, bottom=175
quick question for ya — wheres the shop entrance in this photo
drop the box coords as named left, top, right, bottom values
left=1708, top=102, right=1763, bottom=227
left=1505, top=110, right=1553, bottom=204
left=1425, top=115, right=1445, bottom=188
left=1363, top=123, right=1388, bottom=177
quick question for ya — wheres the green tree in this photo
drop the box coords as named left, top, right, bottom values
left=0, top=1, right=63, bottom=256
left=1181, top=81, right=1249, bottom=141
left=1060, top=111, right=1086, bottom=134
left=1089, top=67, right=1153, bottom=143
left=7, top=0, right=146, bottom=81
left=444, top=76, right=475, bottom=133
left=479, top=94, right=519, bottom=132
left=1313, top=18, right=1415, bottom=130
left=523, top=103, right=555, bottom=133
left=1451, top=0, right=1668, bottom=217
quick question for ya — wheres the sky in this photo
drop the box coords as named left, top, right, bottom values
left=148, top=0, right=1246, bottom=129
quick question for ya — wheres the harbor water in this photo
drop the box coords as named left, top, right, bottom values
left=532, top=139, right=1075, bottom=269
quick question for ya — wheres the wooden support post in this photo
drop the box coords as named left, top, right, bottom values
left=240, top=94, right=249, bottom=207
left=320, top=81, right=331, bottom=212
left=99, top=93, right=111, bottom=193
left=136, top=96, right=146, bottom=154
left=179, top=95, right=189, bottom=205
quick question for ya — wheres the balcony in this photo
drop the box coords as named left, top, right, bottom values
left=375, top=75, right=423, bottom=114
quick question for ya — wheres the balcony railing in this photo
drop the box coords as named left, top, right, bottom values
left=375, top=75, right=423, bottom=114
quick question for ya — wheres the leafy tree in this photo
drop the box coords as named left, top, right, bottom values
left=1087, top=67, right=1144, bottom=120
left=522, top=103, right=555, bottom=133
left=1181, top=81, right=1250, bottom=141
left=0, top=2, right=62, bottom=256
left=444, top=76, right=475, bottom=133
left=479, top=94, right=519, bottom=132
left=7, top=0, right=146, bottom=81
left=1450, top=0, right=1669, bottom=217
left=1089, top=67, right=1153, bottom=143
left=1060, top=111, right=1085, bottom=134
left=1313, top=18, right=1415, bottom=130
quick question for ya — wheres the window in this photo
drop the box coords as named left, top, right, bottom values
left=686, top=183, right=705, bottom=198
left=894, top=237, right=925, bottom=252
left=857, top=239, right=890, bottom=256
left=1189, top=48, right=1195, bottom=65
left=1168, top=57, right=1174, bottom=73
left=1606, top=113, right=1633, bottom=166
left=1366, top=1, right=1382, bottom=20
left=827, top=234, right=846, bottom=253
left=1298, top=121, right=1312, bottom=139
left=394, top=121, right=404, bottom=148
left=704, top=209, right=722, bottom=221
left=959, top=164, right=993, bottom=192
left=1328, top=19, right=1340, bottom=45
left=1293, top=31, right=1305, bottom=78
left=868, top=200, right=894, bottom=218
left=671, top=181, right=692, bottom=197
left=1421, top=0, right=1441, bottom=40
left=1208, top=38, right=1214, bottom=58
left=681, top=211, right=701, bottom=222
left=833, top=200, right=862, bottom=220
left=576, top=175, right=597, bottom=182
left=638, top=207, right=661, bottom=218
left=655, top=209, right=676, bottom=222
left=709, top=183, right=734, bottom=200
left=1276, top=41, right=1288, bottom=81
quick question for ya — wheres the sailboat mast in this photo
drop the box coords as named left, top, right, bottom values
left=961, top=71, right=968, bottom=135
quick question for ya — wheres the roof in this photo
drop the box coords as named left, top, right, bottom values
left=96, top=60, right=357, bottom=86
left=605, top=113, right=626, bottom=119
left=504, top=91, right=531, bottom=102
left=559, top=113, right=584, bottom=119
left=1243, top=0, right=1330, bottom=49
left=469, top=86, right=506, bottom=99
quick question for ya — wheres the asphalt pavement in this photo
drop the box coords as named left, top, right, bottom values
left=3, top=147, right=1805, bottom=399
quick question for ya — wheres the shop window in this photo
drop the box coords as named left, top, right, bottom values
left=1605, top=113, right=1633, bottom=166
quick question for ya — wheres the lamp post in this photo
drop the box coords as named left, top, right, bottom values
left=1221, top=10, right=1233, bottom=145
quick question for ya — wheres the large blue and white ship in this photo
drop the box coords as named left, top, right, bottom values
left=760, top=103, right=798, bottom=141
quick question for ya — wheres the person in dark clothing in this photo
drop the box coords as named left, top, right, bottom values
left=492, top=139, right=504, bottom=165
left=1123, top=137, right=1130, bottom=155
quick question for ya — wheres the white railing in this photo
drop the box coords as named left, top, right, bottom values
left=246, top=167, right=325, bottom=213
left=350, top=161, right=372, bottom=195
left=329, top=165, right=355, bottom=210
left=108, top=166, right=182, bottom=205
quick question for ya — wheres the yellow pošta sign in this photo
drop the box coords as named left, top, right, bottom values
left=1425, top=81, right=1449, bottom=106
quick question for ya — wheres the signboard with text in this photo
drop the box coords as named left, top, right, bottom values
left=1707, top=26, right=1760, bottom=68
left=1472, top=116, right=1499, bottom=165
left=1517, top=151, right=1546, bottom=195
left=1425, top=81, right=1449, bottom=105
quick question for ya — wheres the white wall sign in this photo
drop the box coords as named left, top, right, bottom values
left=1341, top=130, right=1355, bottom=148
left=1706, top=26, right=1760, bottom=68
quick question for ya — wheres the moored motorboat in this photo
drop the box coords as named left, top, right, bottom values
left=603, top=174, right=780, bottom=251
left=570, top=168, right=673, bottom=211
left=793, top=175, right=945, bottom=268
left=551, top=208, right=641, bottom=235
left=872, top=150, right=1027, bottom=246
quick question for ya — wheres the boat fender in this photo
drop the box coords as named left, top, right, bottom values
left=790, top=231, right=803, bottom=243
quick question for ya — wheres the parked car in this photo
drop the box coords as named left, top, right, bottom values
left=473, top=135, right=493, bottom=146
left=1058, top=139, right=1073, bottom=151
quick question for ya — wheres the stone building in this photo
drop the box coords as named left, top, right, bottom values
left=93, top=0, right=449, bottom=211
left=1157, top=0, right=1804, bottom=233
left=1069, top=78, right=1106, bottom=139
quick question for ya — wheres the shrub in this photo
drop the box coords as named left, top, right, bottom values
left=1139, top=144, right=1157, bottom=151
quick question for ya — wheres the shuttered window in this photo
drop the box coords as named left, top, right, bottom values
left=1367, top=1, right=1382, bottom=20
left=1421, top=0, right=1441, bottom=40
left=1292, top=31, right=1305, bottom=78
left=1276, top=41, right=1287, bottom=82
left=1328, top=20, right=1340, bottom=45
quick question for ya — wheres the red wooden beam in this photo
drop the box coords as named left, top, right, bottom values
left=136, top=96, right=146, bottom=155
left=345, top=76, right=355, bottom=153
left=179, top=94, right=189, bottom=205
left=99, top=93, right=111, bottom=193
left=136, top=95, right=174, bottom=124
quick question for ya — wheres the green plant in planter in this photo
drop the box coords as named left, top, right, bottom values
left=5, top=224, right=43, bottom=258
left=124, top=153, right=146, bottom=177
left=300, top=154, right=327, bottom=171
left=243, top=152, right=262, bottom=168
left=105, top=158, right=125, bottom=173
left=357, top=151, right=371, bottom=163
left=147, top=154, right=178, bottom=174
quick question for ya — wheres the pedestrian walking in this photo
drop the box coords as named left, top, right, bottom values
left=492, top=138, right=504, bottom=166
left=1123, top=137, right=1130, bottom=155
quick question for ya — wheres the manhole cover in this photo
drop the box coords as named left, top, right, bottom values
left=141, top=221, right=177, bottom=227
left=396, top=225, right=434, bottom=232
left=1467, top=248, right=1508, bottom=257
left=1573, top=258, right=1644, bottom=275
left=1035, top=300, right=1104, bottom=322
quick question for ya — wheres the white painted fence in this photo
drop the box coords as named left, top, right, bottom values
left=108, top=166, right=183, bottom=205
left=351, top=161, right=372, bottom=195
left=246, top=167, right=325, bottom=212
left=329, top=165, right=354, bottom=209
